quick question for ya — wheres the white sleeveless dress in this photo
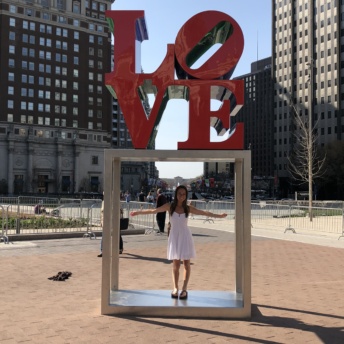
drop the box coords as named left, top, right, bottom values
left=167, top=212, right=196, bottom=260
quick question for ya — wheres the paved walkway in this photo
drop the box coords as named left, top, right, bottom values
left=0, top=221, right=344, bottom=344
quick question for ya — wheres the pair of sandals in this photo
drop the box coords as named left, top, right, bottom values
left=171, top=290, right=188, bottom=300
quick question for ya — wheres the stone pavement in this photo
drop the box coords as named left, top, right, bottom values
left=0, top=222, right=344, bottom=344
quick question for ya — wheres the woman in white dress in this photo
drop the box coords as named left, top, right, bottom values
left=130, top=185, right=227, bottom=300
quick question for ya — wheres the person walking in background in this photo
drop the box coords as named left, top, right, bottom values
left=130, top=185, right=227, bottom=300
left=98, top=196, right=123, bottom=257
left=146, top=191, right=154, bottom=203
left=156, top=188, right=167, bottom=234
left=125, top=191, right=131, bottom=203
left=138, top=189, right=146, bottom=202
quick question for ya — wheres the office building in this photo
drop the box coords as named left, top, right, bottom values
left=204, top=57, right=274, bottom=195
left=272, top=0, right=344, bottom=195
left=0, top=0, right=114, bottom=194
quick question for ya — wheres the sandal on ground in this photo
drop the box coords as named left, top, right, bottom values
left=179, top=290, right=188, bottom=300
left=171, top=290, right=178, bottom=299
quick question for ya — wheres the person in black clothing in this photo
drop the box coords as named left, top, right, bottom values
left=97, top=199, right=123, bottom=257
left=156, top=188, right=167, bottom=233
left=138, top=190, right=146, bottom=202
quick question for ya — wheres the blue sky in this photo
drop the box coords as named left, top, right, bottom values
left=111, top=0, right=271, bottom=179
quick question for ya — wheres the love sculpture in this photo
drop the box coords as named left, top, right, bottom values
left=105, top=10, right=245, bottom=149
left=101, top=9, right=251, bottom=319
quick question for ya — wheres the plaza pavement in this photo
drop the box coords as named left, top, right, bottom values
left=0, top=219, right=344, bottom=344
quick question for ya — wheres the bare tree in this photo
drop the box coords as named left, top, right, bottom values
left=288, top=102, right=326, bottom=221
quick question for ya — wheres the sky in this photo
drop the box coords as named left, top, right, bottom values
left=111, top=0, right=271, bottom=179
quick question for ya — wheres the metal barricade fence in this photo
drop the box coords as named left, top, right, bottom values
left=1, top=196, right=343, bottom=238
left=0, top=205, right=10, bottom=243
left=250, top=202, right=292, bottom=230
left=250, top=202, right=344, bottom=235
left=289, top=205, right=343, bottom=234
left=123, top=201, right=156, bottom=233
left=0, top=196, right=103, bottom=236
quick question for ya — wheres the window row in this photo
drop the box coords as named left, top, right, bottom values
left=10, top=44, right=104, bottom=62
left=8, top=71, right=103, bottom=83
left=9, top=15, right=105, bottom=33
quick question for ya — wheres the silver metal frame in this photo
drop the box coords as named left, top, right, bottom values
left=101, top=149, right=251, bottom=318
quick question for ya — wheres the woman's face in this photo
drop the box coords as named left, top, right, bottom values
left=176, top=188, right=187, bottom=203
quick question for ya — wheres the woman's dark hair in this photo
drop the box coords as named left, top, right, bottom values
left=170, top=185, right=189, bottom=217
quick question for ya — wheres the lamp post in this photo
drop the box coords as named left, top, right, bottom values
left=307, top=60, right=314, bottom=220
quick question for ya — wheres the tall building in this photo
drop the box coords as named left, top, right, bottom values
left=235, top=57, right=274, bottom=179
left=204, top=57, right=274, bottom=195
left=272, top=0, right=344, bottom=195
left=0, top=0, right=114, bottom=194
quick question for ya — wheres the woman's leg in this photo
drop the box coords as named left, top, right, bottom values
left=172, top=259, right=181, bottom=293
left=181, top=259, right=191, bottom=292
left=119, top=235, right=123, bottom=253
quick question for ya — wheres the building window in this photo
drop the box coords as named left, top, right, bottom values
left=91, top=156, right=98, bottom=165
left=57, top=0, right=66, bottom=11
left=73, top=1, right=80, bottom=13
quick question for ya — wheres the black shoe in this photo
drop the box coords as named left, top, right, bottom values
left=97, top=253, right=102, bottom=257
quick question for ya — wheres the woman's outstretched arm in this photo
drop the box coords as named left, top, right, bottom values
left=189, top=205, right=227, bottom=218
left=130, top=202, right=170, bottom=216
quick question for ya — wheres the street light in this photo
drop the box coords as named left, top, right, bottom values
left=307, top=59, right=314, bottom=218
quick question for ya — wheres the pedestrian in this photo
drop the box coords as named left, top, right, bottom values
left=130, top=185, right=227, bottom=300
left=146, top=191, right=154, bottom=203
left=156, top=188, right=167, bottom=233
left=138, top=189, right=146, bottom=202
left=98, top=197, right=123, bottom=257
left=125, top=191, right=131, bottom=203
